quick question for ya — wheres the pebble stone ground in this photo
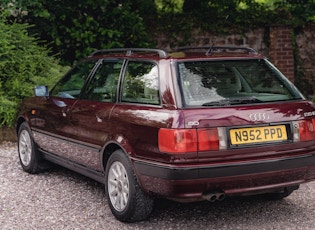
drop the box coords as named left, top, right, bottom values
left=1, top=141, right=315, bottom=230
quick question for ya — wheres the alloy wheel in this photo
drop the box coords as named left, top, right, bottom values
left=107, top=161, right=130, bottom=211
left=18, top=130, right=32, bottom=166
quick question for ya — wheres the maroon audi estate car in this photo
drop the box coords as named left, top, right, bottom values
left=16, top=47, right=315, bottom=222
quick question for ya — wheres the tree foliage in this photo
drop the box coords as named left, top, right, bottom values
left=1, top=0, right=314, bottom=64
left=273, top=0, right=315, bottom=26
left=158, top=0, right=315, bottom=30
left=151, top=0, right=315, bottom=48
left=1, top=0, right=154, bottom=65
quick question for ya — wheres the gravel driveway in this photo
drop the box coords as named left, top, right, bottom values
left=1, top=141, right=314, bottom=230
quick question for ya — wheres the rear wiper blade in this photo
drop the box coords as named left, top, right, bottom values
left=202, top=97, right=262, bottom=106
left=229, top=97, right=262, bottom=104
left=202, top=99, right=230, bottom=106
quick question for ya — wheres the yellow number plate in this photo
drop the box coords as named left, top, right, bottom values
left=230, top=125, right=287, bottom=145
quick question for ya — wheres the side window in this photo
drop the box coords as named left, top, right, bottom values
left=121, top=61, right=160, bottom=105
left=82, top=60, right=123, bottom=102
left=50, top=60, right=97, bottom=99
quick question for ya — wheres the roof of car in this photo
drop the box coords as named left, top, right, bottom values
left=88, top=46, right=265, bottom=60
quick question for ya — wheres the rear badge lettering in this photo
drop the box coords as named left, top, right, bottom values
left=187, top=121, right=199, bottom=126
left=304, top=111, right=315, bottom=117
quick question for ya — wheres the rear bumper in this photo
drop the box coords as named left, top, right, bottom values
left=133, top=153, right=315, bottom=200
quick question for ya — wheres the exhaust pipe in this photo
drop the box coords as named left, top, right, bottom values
left=202, top=192, right=226, bottom=202
left=216, top=193, right=225, bottom=201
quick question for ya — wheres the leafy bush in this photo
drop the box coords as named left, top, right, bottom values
left=0, top=12, right=69, bottom=127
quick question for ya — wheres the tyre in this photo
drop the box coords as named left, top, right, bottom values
left=105, top=150, right=154, bottom=222
left=18, top=122, right=44, bottom=174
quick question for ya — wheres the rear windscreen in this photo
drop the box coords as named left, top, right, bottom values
left=177, top=59, right=303, bottom=107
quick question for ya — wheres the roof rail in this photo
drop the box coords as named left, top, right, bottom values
left=89, top=48, right=168, bottom=58
left=177, top=46, right=257, bottom=55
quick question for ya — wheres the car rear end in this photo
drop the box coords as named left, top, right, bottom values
left=134, top=49, right=315, bottom=201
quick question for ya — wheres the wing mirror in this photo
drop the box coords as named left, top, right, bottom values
left=34, top=86, right=49, bottom=97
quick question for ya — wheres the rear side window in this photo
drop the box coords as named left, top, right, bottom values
left=178, top=59, right=302, bottom=107
left=50, top=60, right=97, bottom=99
left=121, top=61, right=160, bottom=105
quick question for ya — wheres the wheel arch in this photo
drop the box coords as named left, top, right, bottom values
left=101, top=133, right=137, bottom=170
left=102, top=143, right=121, bottom=171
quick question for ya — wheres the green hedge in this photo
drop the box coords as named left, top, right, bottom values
left=0, top=12, right=69, bottom=127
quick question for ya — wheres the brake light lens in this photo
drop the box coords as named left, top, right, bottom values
left=158, top=128, right=220, bottom=153
left=198, top=128, right=219, bottom=151
left=158, top=129, right=198, bottom=153
left=293, top=119, right=315, bottom=142
left=299, top=120, right=315, bottom=141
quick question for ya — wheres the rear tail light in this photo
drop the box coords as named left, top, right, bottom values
left=158, top=129, right=197, bottom=153
left=198, top=128, right=219, bottom=151
left=293, top=119, right=315, bottom=142
left=158, top=128, right=221, bottom=153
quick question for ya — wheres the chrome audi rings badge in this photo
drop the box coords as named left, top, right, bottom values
left=249, top=113, right=270, bottom=121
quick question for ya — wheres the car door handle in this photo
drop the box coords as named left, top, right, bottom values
left=62, top=107, right=71, bottom=117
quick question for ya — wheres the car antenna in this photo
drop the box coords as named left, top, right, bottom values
left=206, top=15, right=229, bottom=55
